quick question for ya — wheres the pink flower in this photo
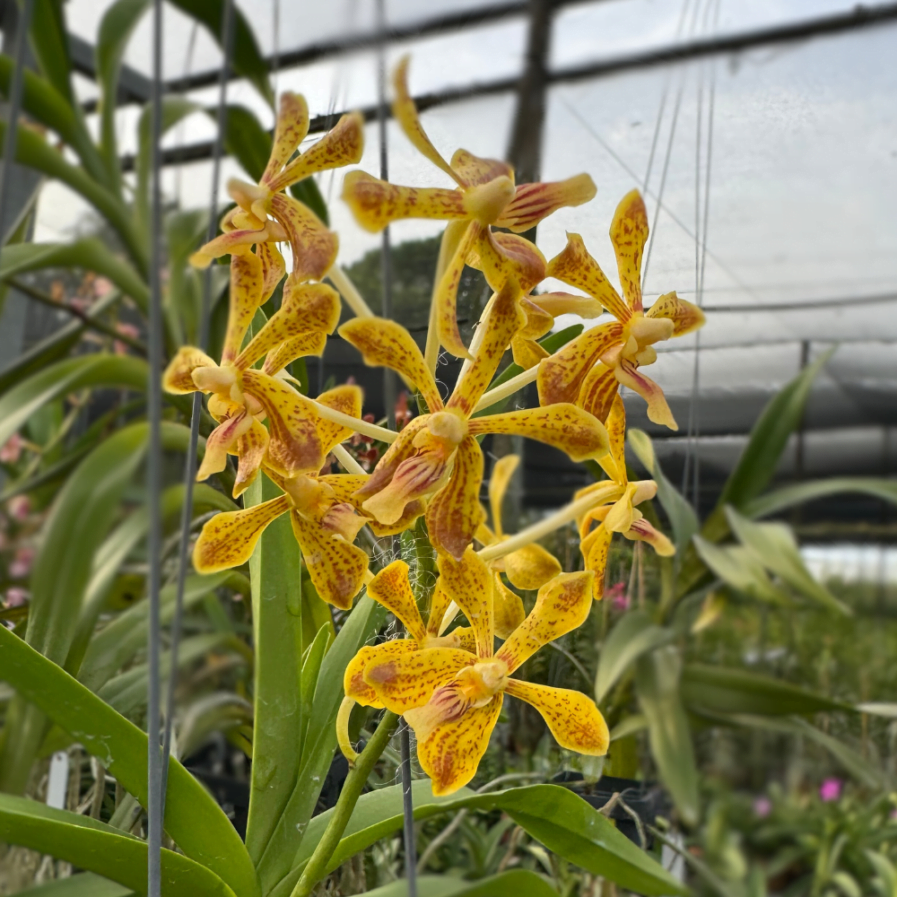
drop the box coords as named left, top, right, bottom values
left=605, top=581, right=629, bottom=611
left=9, top=547, right=34, bottom=578
left=0, top=434, right=22, bottom=463
left=93, top=276, right=113, bottom=298
left=819, top=778, right=842, bottom=802
left=753, top=797, right=772, bottom=818
left=8, top=496, right=30, bottom=521
left=114, top=322, right=140, bottom=355
left=4, top=587, right=28, bottom=607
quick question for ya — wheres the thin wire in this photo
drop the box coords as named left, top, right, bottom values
left=160, top=0, right=236, bottom=802
left=146, top=0, right=165, bottom=893
left=0, top=0, right=34, bottom=243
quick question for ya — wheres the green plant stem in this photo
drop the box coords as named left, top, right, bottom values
left=290, top=710, right=399, bottom=897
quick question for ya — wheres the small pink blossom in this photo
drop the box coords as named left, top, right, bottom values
left=819, top=778, right=842, bottom=802
left=605, top=581, right=629, bottom=611
left=8, top=496, right=30, bottom=521
left=753, top=797, right=772, bottom=818
left=9, top=547, right=34, bottom=578
left=4, top=587, right=28, bottom=607
left=93, top=276, right=113, bottom=298
left=0, top=434, right=22, bottom=463
left=114, top=322, right=140, bottom=355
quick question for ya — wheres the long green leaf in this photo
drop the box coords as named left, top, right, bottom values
left=745, top=477, right=897, bottom=520
left=681, top=664, right=851, bottom=716
left=0, top=354, right=147, bottom=447
left=693, top=537, right=793, bottom=606
left=726, top=507, right=849, bottom=615
left=0, top=793, right=235, bottom=897
left=257, top=593, right=387, bottom=894
left=19, top=872, right=133, bottom=896
left=0, top=241, right=149, bottom=310
left=361, top=872, right=558, bottom=897
left=0, top=625, right=261, bottom=897
left=96, top=0, right=151, bottom=186
left=635, top=646, right=700, bottom=826
left=244, top=474, right=306, bottom=864
left=273, top=781, right=685, bottom=897
left=595, top=611, right=673, bottom=703
left=168, top=0, right=273, bottom=105
left=0, top=121, right=143, bottom=267
left=26, top=0, right=73, bottom=103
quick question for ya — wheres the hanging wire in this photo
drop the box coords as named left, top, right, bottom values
left=0, top=0, right=34, bottom=242
left=146, top=0, right=165, bottom=893
left=161, top=0, right=236, bottom=800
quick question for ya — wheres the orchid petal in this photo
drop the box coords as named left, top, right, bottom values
left=646, top=291, right=706, bottom=336
left=626, top=518, right=675, bottom=556
left=530, top=291, right=606, bottom=319
left=426, top=436, right=485, bottom=561
left=262, top=92, right=310, bottom=185
left=469, top=230, right=547, bottom=293
left=577, top=363, right=619, bottom=425
left=495, top=173, right=597, bottom=232
left=344, top=640, right=418, bottom=708
left=504, top=544, right=562, bottom=592
left=269, top=194, right=339, bottom=281
left=354, top=416, right=429, bottom=500
left=450, top=148, right=513, bottom=186
left=581, top=524, right=612, bottom=596
left=604, top=484, right=638, bottom=533
left=518, top=297, right=554, bottom=340
left=488, top=454, right=518, bottom=538
left=407, top=693, right=503, bottom=796
left=364, top=646, right=476, bottom=714
left=315, top=385, right=364, bottom=455
left=368, top=560, right=428, bottom=643
left=493, top=575, right=525, bottom=639
left=536, top=321, right=624, bottom=406
left=290, top=509, right=368, bottom=610
left=504, top=679, right=609, bottom=756
left=196, top=412, right=252, bottom=482
left=263, top=331, right=327, bottom=376
left=614, top=360, right=678, bottom=430
left=437, top=548, right=494, bottom=658
left=427, top=582, right=454, bottom=637
left=222, top=252, right=265, bottom=364
left=339, top=316, right=444, bottom=412
left=496, top=572, right=594, bottom=673
left=268, top=112, right=365, bottom=193
left=258, top=242, right=287, bottom=304
left=448, top=282, right=525, bottom=415
left=193, top=495, right=291, bottom=572
left=468, top=403, right=609, bottom=463
left=342, top=171, right=467, bottom=233
left=598, top=395, right=627, bottom=483
left=233, top=418, right=269, bottom=498
left=392, top=56, right=464, bottom=186
left=510, top=335, right=548, bottom=371
left=546, top=233, right=630, bottom=322
left=609, top=189, right=649, bottom=313
left=162, top=346, right=216, bottom=394
left=435, top=221, right=481, bottom=360
left=190, top=223, right=281, bottom=269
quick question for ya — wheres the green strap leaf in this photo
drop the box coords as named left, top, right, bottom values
left=25, top=0, right=73, bottom=104
left=745, top=477, right=897, bottom=520
left=0, top=793, right=236, bottom=897
left=244, top=474, right=307, bottom=864
left=594, top=610, right=673, bottom=704
left=361, top=871, right=559, bottom=897
left=681, top=663, right=851, bottom=716
left=635, top=646, right=700, bottom=827
left=0, top=241, right=149, bottom=311
left=0, top=625, right=262, bottom=897
left=726, top=507, right=849, bottom=615
left=693, top=537, right=793, bottom=606
left=18, top=872, right=133, bottom=896
left=274, top=781, right=685, bottom=897
left=0, top=355, right=147, bottom=448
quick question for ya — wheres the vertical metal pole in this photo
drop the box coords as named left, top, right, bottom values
left=147, top=1, right=164, bottom=894
left=161, top=0, right=236, bottom=800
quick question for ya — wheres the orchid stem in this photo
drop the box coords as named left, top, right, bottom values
left=290, top=711, right=400, bottom=897
left=328, top=265, right=375, bottom=318
left=473, top=365, right=540, bottom=413
left=311, top=400, right=398, bottom=444
left=331, top=442, right=368, bottom=475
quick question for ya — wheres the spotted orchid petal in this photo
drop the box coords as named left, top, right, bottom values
left=626, top=517, right=675, bottom=556
left=495, top=173, right=596, bottom=233
left=267, top=112, right=365, bottom=193
left=613, top=359, right=678, bottom=430
left=162, top=346, right=216, bottom=394
left=392, top=56, right=464, bottom=186
left=189, top=221, right=284, bottom=269
left=196, top=411, right=253, bottom=483
left=604, top=483, right=639, bottom=533
left=193, top=495, right=291, bottom=572
left=577, top=363, right=620, bottom=425
left=518, top=297, right=555, bottom=340
left=536, top=321, right=624, bottom=406
left=233, top=418, right=269, bottom=498
left=598, top=395, right=627, bottom=483
left=354, top=416, right=430, bottom=500
left=609, top=189, right=649, bottom=313
left=511, top=336, right=549, bottom=370
left=322, top=473, right=424, bottom=536
left=426, top=435, right=485, bottom=561
left=368, top=560, right=428, bottom=643
left=289, top=509, right=369, bottom=610
left=261, top=92, right=310, bottom=186
left=339, top=316, right=444, bottom=413
left=469, top=231, right=547, bottom=294
left=546, top=233, right=631, bottom=323
left=406, top=693, right=503, bottom=796
left=530, top=291, right=606, bottom=319
left=447, top=282, right=525, bottom=415
left=269, top=194, right=339, bottom=281
left=488, top=454, right=518, bottom=538
left=235, top=282, right=340, bottom=370
left=344, top=640, right=418, bottom=708
left=647, top=291, right=706, bottom=336
left=315, top=384, right=364, bottom=455
left=580, top=523, right=612, bottom=596
left=504, top=679, right=609, bottom=756
left=263, top=331, right=327, bottom=375
left=468, top=403, right=609, bottom=463
left=258, top=242, right=287, bottom=304
left=341, top=171, right=467, bottom=233
left=450, top=148, right=513, bottom=186
left=221, top=253, right=265, bottom=364
left=241, top=370, right=325, bottom=476
left=493, top=574, right=525, bottom=639
left=503, top=544, right=563, bottom=591
left=427, top=582, right=454, bottom=638
left=435, top=221, right=481, bottom=360
left=436, top=548, right=494, bottom=658
left=364, top=646, right=476, bottom=714
left=496, top=572, right=594, bottom=673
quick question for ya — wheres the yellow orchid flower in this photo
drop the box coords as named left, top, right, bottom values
left=192, top=92, right=363, bottom=284
left=191, top=386, right=422, bottom=609
left=361, top=550, right=609, bottom=795
left=341, top=57, right=596, bottom=360
left=339, top=282, right=610, bottom=560
left=538, top=190, right=705, bottom=430
left=577, top=395, right=674, bottom=598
